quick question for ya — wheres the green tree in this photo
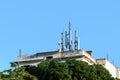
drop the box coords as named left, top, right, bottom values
left=24, top=65, right=40, bottom=79
left=25, top=60, right=51, bottom=80
left=24, top=59, right=118, bottom=80
left=66, top=59, right=91, bottom=80
left=43, top=59, right=71, bottom=80
left=93, top=64, right=114, bottom=80
left=1, top=63, right=38, bottom=80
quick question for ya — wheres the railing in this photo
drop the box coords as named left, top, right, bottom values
left=17, top=50, right=95, bottom=63
left=61, top=50, right=83, bottom=58
left=18, top=54, right=44, bottom=61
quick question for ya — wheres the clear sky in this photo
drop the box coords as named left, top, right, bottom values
left=0, top=0, right=120, bottom=71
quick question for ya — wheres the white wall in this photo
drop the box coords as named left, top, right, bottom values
left=105, top=60, right=117, bottom=78
left=117, top=69, right=120, bottom=78
left=96, top=59, right=118, bottom=78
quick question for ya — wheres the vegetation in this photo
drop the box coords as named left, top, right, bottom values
left=0, top=63, right=37, bottom=80
left=24, top=59, right=120, bottom=80
left=0, top=59, right=120, bottom=80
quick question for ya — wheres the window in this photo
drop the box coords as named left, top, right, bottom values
left=46, top=56, right=53, bottom=59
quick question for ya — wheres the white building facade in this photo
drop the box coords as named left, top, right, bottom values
left=96, top=58, right=120, bottom=78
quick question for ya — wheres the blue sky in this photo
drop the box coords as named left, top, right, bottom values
left=0, top=0, right=120, bottom=71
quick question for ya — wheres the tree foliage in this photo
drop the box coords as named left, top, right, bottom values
left=0, top=63, right=38, bottom=80
left=1, top=59, right=120, bottom=80
left=24, top=59, right=119, bottom=80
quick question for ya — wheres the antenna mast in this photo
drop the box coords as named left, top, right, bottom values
left=69, top=21, right=72, bottom=51
left=59, top=21, right=80, bottom=51
left=18, top=49, right=22, bottom=67
left=61, top=32, right=64, bottom=51
left=74, top=30, right=78, bottom=50
left=58, top=40, right=61, bottom=52
left=107, top=54, right=109, bottom=60
left=65, top=31, right=68, bottom=49
left=19, top=49, right=21, bottom=57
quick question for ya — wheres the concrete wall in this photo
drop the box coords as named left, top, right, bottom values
left=117, top=68, right=120, bottom=78
left=105, top=60, right=117, bottom=78
left=96, top=59, right=119, bottom=78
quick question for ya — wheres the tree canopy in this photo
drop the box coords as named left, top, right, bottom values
left=0, top=62, right=37, bottom=80
left=25, top=59, right=120, bottom=80
left=1, top=59, right=120, bottom=80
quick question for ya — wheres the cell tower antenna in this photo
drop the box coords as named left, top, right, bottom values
left=18, top=49, right=22, bottom=68
left=61, top=32, right=64, bottom=51
left=107, top=54, right=109, bottom=60
left=69, top=20, right=71, bottom=28
left=19, top=49, right=22, bottom=57
left=58, top=39, right=61, bottom=52
left=74, top=30, right=78, bottom=50
left=69, top=21, right=72, bottom=51
left=65, top=31, right=68, bottom=49
left=78, top=36, right=80, bottom=50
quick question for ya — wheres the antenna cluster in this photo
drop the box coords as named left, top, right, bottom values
left=58, top=21, right=80, bottom=52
